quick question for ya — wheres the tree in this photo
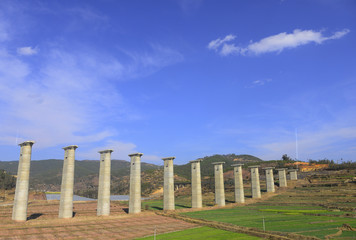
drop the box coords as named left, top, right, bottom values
left=0, top=169, right=16, bottom=190
left=282, top=154, right=292, bottom=162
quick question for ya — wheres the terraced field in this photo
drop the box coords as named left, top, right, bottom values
left=141, top=172, right=356, bottom=239
left=138, top=226, right=260, bottom=240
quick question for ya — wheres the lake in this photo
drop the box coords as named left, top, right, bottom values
left=46, top=194, right=131, bottom=201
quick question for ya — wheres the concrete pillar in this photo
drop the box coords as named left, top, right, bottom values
left=212, top=162, right=225, bottom=206
left=263, top=167, right=275, bottom=193
left=97, top=149, right=113, bottom=216
left=59, top=145, right=78, bottom=219
left=249, top=166, right=261, bottom=198
left=289, top=169, right=298, bottom=180
left=277, top=168, right=287, bottom=187
left=231, top=164, right=245, bottom=203
left=190, top=159, right=203, bottom=208
left=12, top=141, right=35, bottom=221
left=129, top=153, right=143, bottom=214
left=162, top=157, right=175, bottom=210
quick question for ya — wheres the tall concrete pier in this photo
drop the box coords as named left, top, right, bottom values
left=289, top=169, right=298, bottom=180
left=59, top=145, right=78, bottom=219
left=190, top=159, right=203, bottom=208
left=12, top=141, right=35, bottom=221
left=129, top=153, right=143, bottom=214
left=249, top=166, right=261, bottom=198
left=263, top=167, right=275, bottom=193
left=212, top=162, right=225, bottom=206
left=277, top=168, right=287, bottom=187
left=231, top=164, right=245, bottom=203
left=97, top=149, right=113, bottom=216
left=162, top=157, right=175, bottom=210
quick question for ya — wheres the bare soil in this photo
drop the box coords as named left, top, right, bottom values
left=0, top=200, right=196, bottom=239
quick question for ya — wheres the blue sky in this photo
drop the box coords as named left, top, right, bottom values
left=0, top=0, right=355, bottom=164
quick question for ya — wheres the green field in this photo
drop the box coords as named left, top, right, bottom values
left=136, top=226, right=260, bottom=240
left=181, top=181, right=356, bottom=239
left=140, top=172, right=356, bottom=239
left=182, top=205, right=356, bottom=238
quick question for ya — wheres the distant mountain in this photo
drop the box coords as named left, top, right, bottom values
left=174, top=154, right=262, bottom=180
left=0, top=159, right=160, bottom=194
left=0, top=154, right=262, bottom=196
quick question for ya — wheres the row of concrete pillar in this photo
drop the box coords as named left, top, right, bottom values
left=11, top=141, right=298, bottom=222
left=11, top=141, right=166, bottom=221
left=11, top=142, right=115, bottom=221
left=190, top=162, right=298, bottom=207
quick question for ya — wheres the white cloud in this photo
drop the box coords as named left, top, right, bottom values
left=17, top=46, right=38, bottom=56
left=0, top=48, right=121, bottom=149
left=248, top=29, right=350, bottom=55
left=0, top=43, right=182, bottom=161
left=208, top=29, right=350, bottom=56
left=220, top=43, right=240, bottom=56
left=207, top=34, right=236, bottom=51
left=0, top=48, right=30, bottom=80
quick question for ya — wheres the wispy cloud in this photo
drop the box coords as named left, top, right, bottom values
left=246, top=78, right=272, bottom=88
left=0, top=48, right=120, bottom=148
left=120, top=44, right=184, bottom=79
left=0, top=21, right=9, bottom=42
left=0, top=43, right=183, bottom=149
left=78, top=140, right=161, bottom=162
left=78, top=140, right=137, bottom=160
left=176, top=0, right=203, bottom=14
left=0, top=3, right=183, bottom=161
left=207, top=34, right=236, bottom=51
left=208, top=29, right=350, bottom=56
left=260, top=126, right=356, bottom=160
left=68, top=7, right=107, bottom=22
left=0, top=13, right=182, bottom=157
left=17, top=46, right=38, bottom=56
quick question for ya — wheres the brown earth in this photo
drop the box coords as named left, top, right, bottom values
left=0, top=200, right=196, bottom=239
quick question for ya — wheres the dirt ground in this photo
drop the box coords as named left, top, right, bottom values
left=0, top=200, right=197, bottom=239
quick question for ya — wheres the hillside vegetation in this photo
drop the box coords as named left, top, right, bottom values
left=0, top=159, right=160, bottom=195
left=174, top=154, right=262, bottom=180
left=0, top=169, right=16, bottom=190
left=0, top=154, right=262, bottom=197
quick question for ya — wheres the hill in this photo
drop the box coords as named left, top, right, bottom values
left=0, top=159, right=160, bottom=195
left=0, top=154, right=262, bottom=197
left=174, top=154, right=262, bottom=180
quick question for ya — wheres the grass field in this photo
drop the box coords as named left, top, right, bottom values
left=182, top=205, right=356, bottom=238
left=141, top=173, right=356, bottom=239
left=181, top=180, right=356, bottom=239
left=136, top=226, right=260, bottom=240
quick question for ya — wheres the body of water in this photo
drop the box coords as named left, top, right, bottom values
left=46, top=194, right=130, bottom=201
